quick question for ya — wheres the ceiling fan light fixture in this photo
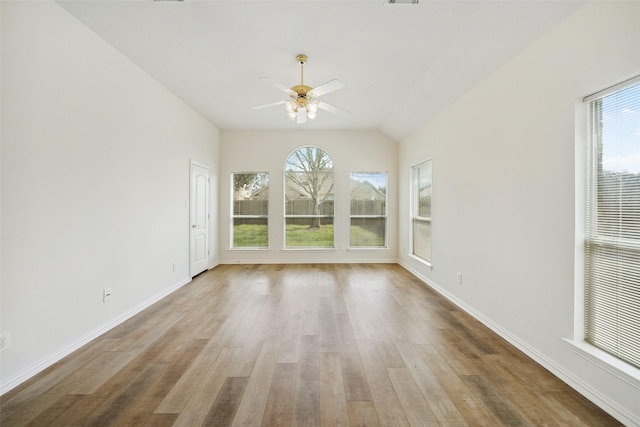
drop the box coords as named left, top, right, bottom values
left=296, top=108, right=307, bottom=124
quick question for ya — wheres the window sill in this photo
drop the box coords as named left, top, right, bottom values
left=227, top=247, right=270, bottom=251
left=281, top=247, right=335, bottom=251
left=408, top=253, right=433, bottom=270
left=348, top=247, right=388, bottom=251
left=563, top=338, right=640, bottom=390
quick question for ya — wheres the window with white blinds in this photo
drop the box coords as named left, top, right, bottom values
left=585, top=75, right=640, bottom=369
left=411, top=160, right=432, bottom=263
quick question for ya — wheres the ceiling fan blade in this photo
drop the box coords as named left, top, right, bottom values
left=318, top=101, right=349, bottom=115
left=259, top=77, right=295, bottom=95
left=252, top=100, right=286, bottom=110
left=309, top=79, right=344, bottom=97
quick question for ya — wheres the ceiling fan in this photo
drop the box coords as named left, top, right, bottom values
left=252, top=54, right=348, bottom=124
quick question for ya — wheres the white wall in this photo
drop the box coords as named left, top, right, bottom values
left=0, top=1, right=219, bottom=392
left=219, top=130, right=397, bottom=264
left=398, top=1, right=640, bottom=424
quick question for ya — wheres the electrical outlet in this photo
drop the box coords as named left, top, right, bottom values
left=456, top=272, right=463, bottom=284
left=0, top=332, right=11, bottom=352
left=103, top=288, right=112, bottom=302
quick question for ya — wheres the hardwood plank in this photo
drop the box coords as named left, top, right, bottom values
left=319, top=351, right=350, bottom=426
left=1, top=349, right=123, bottom=426
left=342, top=289, right=373, bottom=341
left=153, top=345, right=223, bottom=414
left=0, top=336, right=116, bottom=414
left=334, top=312, right=357, bottom=346
left=461, top=375, right=529, bottom=427
left=170, top=347, right=242, bottom=427
left=72, top=311, right=185, bottom=395
left=388, top=368, right=439, bottom=426
left=202, top=376, right=250, bottom=427
left=117, top=339, right=209, bottom=425
left=232, top=327, right=284, bottom=426
left=269, top=277, right=303, bottom=329
left=292, top=334, right=321, bottom=426
left=348, top=400, right=380, bottom=427
left=228, top=292, right=281, bottom=377
left=79, top=362, right=167, bottom=426
left=415, top=344, right=500, bottom=427
left=370, top=327, right=406, bottom=369
left=318, top=296, right=339, bottom=353
left=355, top=339, right=411, bottom=427
left=430, top=328, right=484, bottom=376
left=477, top=354, right=571, bottom=426
left=356, top=339, right=398, bottom=403
left=261, top=363, right=297, bottom=427
left=277, top=299, right=304, bottom=364
left=340, top=338, right=373, bottom=402
left=302, top=272, right=320, bottom=336
left=393, top=340, right=468, bottom=426
left=19, top=394, right=89, bottom=427
left=542, top=390, right=621, bottom=426
left=373, top=401, right=410, bottom=427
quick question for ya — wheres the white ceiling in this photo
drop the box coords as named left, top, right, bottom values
left=57, top=0, right=584, bottom=141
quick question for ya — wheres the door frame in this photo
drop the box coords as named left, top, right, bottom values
left=189, top=159, right=210, bottom=277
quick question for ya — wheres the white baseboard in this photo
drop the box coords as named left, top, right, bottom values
left=0, top=276, right=192, bottom=396
left=219, top=258, right=399, bottom=265
left=399, top=261, right=639, bottom=427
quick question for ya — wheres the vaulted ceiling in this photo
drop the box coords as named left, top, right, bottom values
left=58, top=0, right=584, bottom=141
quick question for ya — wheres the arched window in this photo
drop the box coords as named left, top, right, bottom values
left=284, top=146, right=334, bottom=248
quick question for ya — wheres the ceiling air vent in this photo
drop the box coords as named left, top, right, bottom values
left=386, top=0, right=419, bottom=3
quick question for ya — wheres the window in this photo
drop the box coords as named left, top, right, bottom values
left=350, top=172, right=387, bottom=247
left=585, top=76, right=640, bottom=369
left=284, top=147, right=334, bottom=248
left=231, top=172, right=269, bottom=248
left=411, top=160, right=432, bottom=263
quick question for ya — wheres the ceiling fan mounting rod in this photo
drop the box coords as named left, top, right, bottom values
left=297, top=54, right=307, bottom=86
left=292, top=54, right=311, bottom=97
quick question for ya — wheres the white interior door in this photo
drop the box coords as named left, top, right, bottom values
left=190, top=161, right=209, bottom=277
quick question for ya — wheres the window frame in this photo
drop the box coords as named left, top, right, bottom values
left=230, top=172, right=269, bottom=250
left=582, top=75, right=640, bottom=370
left=410, top=159, right=433, bottom=265
left=283, top=146, right=335, bottom=249
left=349, top=171, right=388, bottom=249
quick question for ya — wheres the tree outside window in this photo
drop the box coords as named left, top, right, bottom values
left=285, top=147, right=334, bottom=247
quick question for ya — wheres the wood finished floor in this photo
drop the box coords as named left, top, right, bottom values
left=1, top=263, right=621, bottom=426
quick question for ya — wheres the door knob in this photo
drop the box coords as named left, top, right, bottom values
left=192, top=224, right=197, bottom=228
